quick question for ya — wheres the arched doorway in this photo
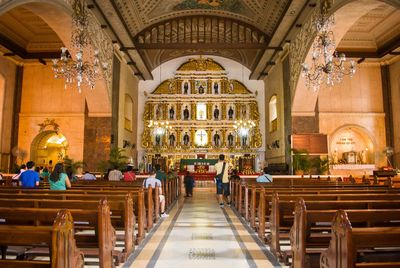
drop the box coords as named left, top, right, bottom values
left=30, top=131, right=68, bottom=167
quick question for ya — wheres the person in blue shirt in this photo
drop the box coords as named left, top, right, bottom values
left=19, top=161, right=40, bottom=188
left=256, top=167, right=273, bottom=183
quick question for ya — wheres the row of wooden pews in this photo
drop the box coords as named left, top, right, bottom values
left=230, top=175, right=400, bottom=267
left=0, top=177, right=180, bottom=268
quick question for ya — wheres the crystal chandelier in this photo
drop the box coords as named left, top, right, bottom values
left=233, top=120, right=256, bottom=138
left=301, top=0, right=356, bottom=91
left=148, top=120, right=172, bottom=136
left=52, top=0, right=108, bottom=92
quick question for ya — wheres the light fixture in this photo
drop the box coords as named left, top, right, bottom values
left=301, top=0, right=356, bottom=91
left=148, top=120, right=172, bottom=136
left=52, top=0, right=108, bottom=92
left=233, top=120, right=255, bottom=147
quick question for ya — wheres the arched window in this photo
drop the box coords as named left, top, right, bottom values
left=269, top=95, right=277, bottom=132
left=124, top=94, right=134, bottom=131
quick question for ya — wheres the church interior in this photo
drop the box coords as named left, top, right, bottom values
left=0, top=0, right=399, bottom=267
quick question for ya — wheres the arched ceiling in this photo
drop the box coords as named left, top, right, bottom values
left=0, top=6, right=63, bottom=59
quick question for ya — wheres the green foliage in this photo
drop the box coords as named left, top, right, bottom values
left=311, top=156, right=329, bottom=175
left=63, top=156, right=84, bottom=174
left=97, top=147, right=128, bottom=172
left=292, top=149, right=312, bottom=174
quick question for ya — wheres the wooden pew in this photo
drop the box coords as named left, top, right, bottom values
left=0, top=194, right=134, bottom=262
left=0, top=198, right=115, bottom=267
left=0, top=190, right=145, bottom=245
left=268, top=195, right=400, bottom=264
left=290, top=198, right=400, bottom=268
left=0, top=209, right=85, bottom=268
left=320, top=210, right=400, bottom=268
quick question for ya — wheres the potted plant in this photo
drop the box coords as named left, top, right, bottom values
left=312, top=156, right=329, bottom=175
left=292, top=149, right=311, bottom=175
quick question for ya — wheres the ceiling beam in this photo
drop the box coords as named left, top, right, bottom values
left=0, top=34, right=59, bottom=59
left=133, top=43, right=281, bottom=50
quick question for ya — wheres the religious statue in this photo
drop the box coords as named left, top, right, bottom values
left=332, top=150, right=338, bottom=164
left=242, top=105, right=247, bottom=119
left=169, top=133, right=175, bottom=147
left=241, top=135, right=248, bottom=147
left=198, top=85, right=205, bottom=94
left=169, top=106, right=174, bottom=120
left=213, top=132, right=220, bottom=147
left=228, top=106, right=234, bottom=119
left=214, top=82, right=219, bottom=94
left=183, top=132, right=190, bottom=146
left=183, top=106, right=190, bottom=120
left=183, top=82, right=189, bottom=94
left=360, top=150, right=367, bottom=164
left=155, top=106, right=162, bottom=120
left=155, top=134, right=161, bottom=146
left=213, top=105, right=219, bottom=120
left=228, top=133, right=234, bottom=147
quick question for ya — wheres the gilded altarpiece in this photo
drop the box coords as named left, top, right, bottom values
left=141, top=58, right=262, bottom=169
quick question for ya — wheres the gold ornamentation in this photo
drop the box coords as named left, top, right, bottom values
left=250, top=102, right=260, bottom=120
left=221, top=102, right=226, bottom=120
left=253, top=128, right=262, bottom=148
left=141, top=128, right=151, bottom=148
left=151, top=80, right=171, bottom=94
left=177, top=57, right=225, bottom=72
left=38, top=118, right=60, bottom=133
left=230, top=80, right=252, bottom=94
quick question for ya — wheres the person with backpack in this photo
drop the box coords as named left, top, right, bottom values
left=256, top=167, right=273, bottom=183
left=214, top=154, right=232, bottom=208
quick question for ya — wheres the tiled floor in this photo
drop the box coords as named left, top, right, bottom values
left=124, top=188, right=281, bottom=268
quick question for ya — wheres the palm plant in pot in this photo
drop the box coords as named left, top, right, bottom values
left=292, top=149, right=311, bottom=175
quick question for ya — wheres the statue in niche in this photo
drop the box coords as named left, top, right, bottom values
left=155, top=134, right=161, bottom=146
left=183, top=106, right=190, bottom=120
left=242, top=105, right=247, bottom=119
left=183, top=132, right=190, bottom=146
left=228, top=106, right=234, bottom=120
left=183, top=82, right=189, bottom=94
left=213, top=132, right=220, bottom=147
left=214, top=82, right=219, bottom=94
left=155, top=106, right=162, bottom=120
left=228, top=133, right=234, bottom=147
left=241, top=135, right=248, bottom=147
left=213, top=105, right=219, bottom=120
left=332, top=150, right=338, bottom=164
left=360, top=150, right=367, bottom=164
left=198, top=85, right=205, bottom=94
left=169, top=133, right=175, bottom=147
left=169, top=106, right=174, bottom=120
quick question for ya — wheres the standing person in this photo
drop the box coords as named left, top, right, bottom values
left=143, top=169, right=169, bottom=217
left=214, top=154, right=232, bottom=208
left=49, top=163, right=71, bottom=190
left=123, top=165, right=136, bottom=182
left=184, top=171, right=195, bottom=197
left=108, top=166, right=123, bottom=181
left=256, top=167, right=273, bottom=183
left=19, top=161, right=40, bottom=188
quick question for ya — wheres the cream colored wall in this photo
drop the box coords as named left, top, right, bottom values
left=18, top=63, right=86, bottom=163
left=118, top=62, right=139, bottom=164
left=0, top=56, right=16, bottom=157
left=389, top=60, right=400, bottom=168
left=264, top=59, right=286, bottom=165
left=318, top=63, right=386, bottom=166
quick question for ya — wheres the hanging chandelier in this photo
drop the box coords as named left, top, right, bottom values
left=148, top=120, right=172, bottom=136
left=233, top=120, right=256, bottom=138
left=301, top=0, right=356, bottom=91
left=52, top=0, right=108, bottom=92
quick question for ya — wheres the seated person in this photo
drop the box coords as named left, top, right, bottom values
left=123, top=165, right=136, bottom=182
left=82, top=171, right=96, bottom=180
left=49, top=163, right=71, bottom=190
left=143, top=169, right=168, bottom=217
left=40, top=167, right=50, bottom=180
left=19, top=161, right=39, bottom=188
left=256, top=167, right=273, bottom=183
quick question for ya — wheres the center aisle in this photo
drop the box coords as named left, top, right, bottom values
left=124, top=188, right=281, bottom=268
